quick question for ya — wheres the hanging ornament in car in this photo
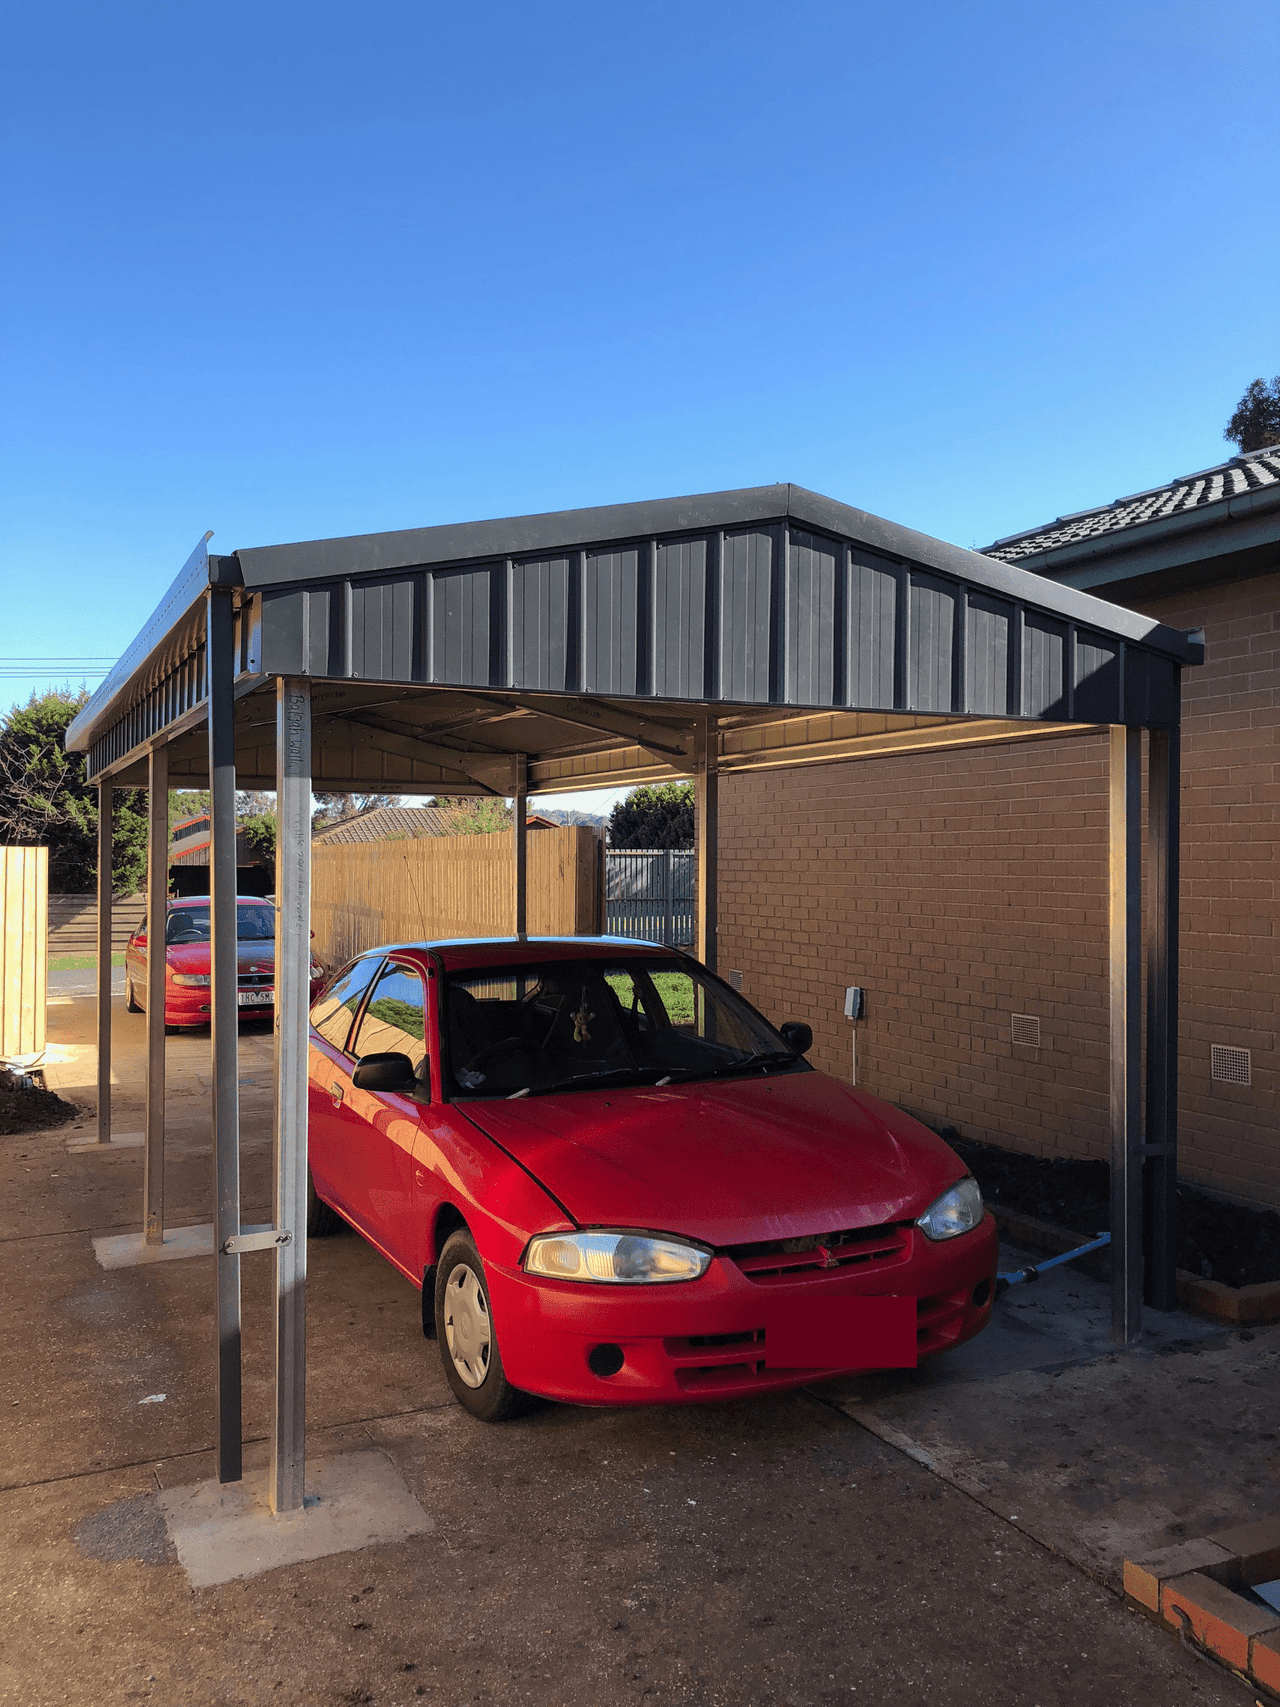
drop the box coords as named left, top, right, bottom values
left=572, top=988, right=594, bottom=1044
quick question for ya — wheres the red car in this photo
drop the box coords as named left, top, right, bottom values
left=125, top=895, right=327, bottom=1028
left=307, top=937, right=998, bottom=1421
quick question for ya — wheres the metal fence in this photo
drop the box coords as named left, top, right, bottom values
left=604, top=848, right=695, bottom=947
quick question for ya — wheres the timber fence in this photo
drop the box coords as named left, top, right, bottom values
left=310, top=825, right=601, bottom=970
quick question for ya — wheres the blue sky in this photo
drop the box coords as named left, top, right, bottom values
left=2, top=0, right=1277, bottom=765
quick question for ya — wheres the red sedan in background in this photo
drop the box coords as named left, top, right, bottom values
left=306, top=937, right=998, bottom=1422
left=125, top=895, right=327, bottom=1029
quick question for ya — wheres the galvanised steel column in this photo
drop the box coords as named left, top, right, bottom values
left=207, top=587, right=242, bottom=1483
left=694, top=720, right=718, bottom=972
left=512, top=755, right=528, bottom=938
left=144, top=747, right=168, bottom=1240
left=1144, top=724, right=1181, bottom=1311
left=271, top=677, right=311, bottom=1514
left=96, top=781, right=113, bottom=1145
left=1109, top=724, right=1143, bottom=1346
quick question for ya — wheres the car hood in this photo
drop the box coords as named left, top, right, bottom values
left=164, top=941, right=276, bottom=974
left=461, top=1070, right=967, bottom=1248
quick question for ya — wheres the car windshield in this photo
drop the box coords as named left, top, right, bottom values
left=443, top=956, right=803, bottom=1098
left=166, top=903, right=276, bottom=945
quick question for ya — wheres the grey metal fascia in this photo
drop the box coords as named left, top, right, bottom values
left=64, top=535, right=236, bottom=755
left=233, top=485, right=795, bottom=586
left=980, top=480, right=1280, bottom=571
left=783, top=486, right=1205, bottom=665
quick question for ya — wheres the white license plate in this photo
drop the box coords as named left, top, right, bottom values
left=238, top=989, right=274, bottom=1006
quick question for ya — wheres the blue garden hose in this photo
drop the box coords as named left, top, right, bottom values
left=994, top=1232, right=1111, bottom=1298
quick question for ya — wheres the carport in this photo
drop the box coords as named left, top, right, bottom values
left=65, top=482, right=1202, bottom=1516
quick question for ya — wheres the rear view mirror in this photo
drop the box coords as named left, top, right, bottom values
left=779, top=1022, right=813, bottom=1055
left=352, top=1052, right=417, bottom=1093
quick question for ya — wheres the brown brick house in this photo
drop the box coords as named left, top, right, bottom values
left=718, top=446, right=1279, bottom=1211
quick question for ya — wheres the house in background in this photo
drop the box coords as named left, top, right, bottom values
left=718, top=445, right=1278, bottom=1211
left=169, top=811, right=273, bottom=896
left=311, top=803, right=561, bottom=846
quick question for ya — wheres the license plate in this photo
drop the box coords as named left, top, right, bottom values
left=762, top=1295, right=916, bottom=1370
left=238, top=989, right=274, bottom=1006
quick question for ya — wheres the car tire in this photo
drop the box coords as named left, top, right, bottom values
left=434, top=1229, right=532, bottom=1422
left=125, top=978, right=141, bottom=1013
left=306, top=1166, right=343, bottom=1237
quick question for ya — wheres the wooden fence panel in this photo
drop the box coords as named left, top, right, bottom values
left=47, top=893, right=146, bottom=956
left=311, top=826, right=600, bottom=969
left=1, top=846, right=48, bottom=1060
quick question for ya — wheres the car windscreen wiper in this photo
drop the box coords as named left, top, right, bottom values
left=512, top=1064, right=667, bottom=1097
left=666, top=1048, right=803, bottom=1082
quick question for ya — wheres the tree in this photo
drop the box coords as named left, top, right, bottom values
left=1224, top=377, right=1280, bottom=454
left=0, top=689, right=149, bottom=893
left=445, top=798, right=513, bottom=835
left=607, top=782, right=694, bottom=849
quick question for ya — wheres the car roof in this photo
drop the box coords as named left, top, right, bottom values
left=358, top=935, right=687, bottom=972
left=168, top=895, right=275, bottom=907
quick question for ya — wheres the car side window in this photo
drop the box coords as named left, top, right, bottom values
left=311, top=957, right=383, bottom=1055
left=353, top=962, right=428, bottom=1081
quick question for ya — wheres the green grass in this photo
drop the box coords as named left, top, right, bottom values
left=48, top=953, right=125, bottom=971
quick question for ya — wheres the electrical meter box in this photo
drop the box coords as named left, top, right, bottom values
left=844, top=986, right=865, bottom=1020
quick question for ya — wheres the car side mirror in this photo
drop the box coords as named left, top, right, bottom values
left=780, top=1022, right=813, bottom=1055
left=352, top=1052, right=418, bottom=1093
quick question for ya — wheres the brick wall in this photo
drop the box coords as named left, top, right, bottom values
left=717, top=569, right=1278, bottom=1211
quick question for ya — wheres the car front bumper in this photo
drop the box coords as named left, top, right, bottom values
left=487, top=1213, right=999, bottom=1406
left=162, top=978, right=328, bottom=1027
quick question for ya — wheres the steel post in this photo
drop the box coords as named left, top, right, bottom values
left=144, top=746, right=168, bottom=1240
left=96, top=781, right=113, bottom=1144
left=1144, top=723, right=1180, bottom=1310
left=271, top=678, right=311, bottom=1514
left=207, top=587, right=242, bottom=1483
left=694, top=720, right=718, bottom=971
left=513, top=756, right=528, bottom=938
left=1109, top=724, right=1143, bottom=1346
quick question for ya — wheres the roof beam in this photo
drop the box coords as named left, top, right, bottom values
left=440, top=690, right=692, bottom=760
left=330, top=716, right=509, bottom=793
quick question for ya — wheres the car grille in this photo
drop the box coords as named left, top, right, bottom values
left=915, top=1286, right=969, bottom=1355
left=724, top=1221, right=912, bottom=1284
left=237, top=972, right=273, bottom=987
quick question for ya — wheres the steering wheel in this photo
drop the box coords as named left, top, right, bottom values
left=464, top=1037, right=535, bottom=1071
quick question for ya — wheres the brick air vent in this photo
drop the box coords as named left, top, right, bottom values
left=727, top=970, right=744, bottom=992
left=1011, top=1013, right=1041, bottom=1048
left=1211, top=1045, right=1251, bottom=1087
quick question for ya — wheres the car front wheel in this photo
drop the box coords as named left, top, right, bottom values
left=434, top=1229, right=531, bottom=1422
left=125, top=977, right=141, bottom=1013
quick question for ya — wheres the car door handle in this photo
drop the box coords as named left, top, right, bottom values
left=330, top=1083, right=344, bottom=1106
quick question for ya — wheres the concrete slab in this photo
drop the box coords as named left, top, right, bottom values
left=156, top=1450, right=433, bottom=1588
left=93, top=1223, right=215, bottom=1269
left=66, top=1130, right=144, bottom=1151
left=817, top=1237, right=1280, bottom=1589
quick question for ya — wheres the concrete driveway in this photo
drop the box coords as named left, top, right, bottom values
left=0, top=994, right=1271, bottom=1706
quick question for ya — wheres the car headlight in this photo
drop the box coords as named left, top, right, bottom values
left=916, top=1176, right=984, bottom=1241
left=309, top=959, right=324, bottom=979
left=523, top=1230, right=711, bottom=1284
left=171, top=974, right=211, bottom=987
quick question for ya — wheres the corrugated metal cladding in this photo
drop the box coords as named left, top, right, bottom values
left=256, top=519, right=1181, bottom=727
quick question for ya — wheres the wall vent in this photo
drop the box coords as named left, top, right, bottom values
left=1011, top=1014, right=1041, bottom=1048
left=727, top=970, right=744, bottom=992
left=1211, top=1045, right=1251, bottom=1087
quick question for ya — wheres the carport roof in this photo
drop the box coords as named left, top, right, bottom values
left=66, top=482, right=1203, bottom=795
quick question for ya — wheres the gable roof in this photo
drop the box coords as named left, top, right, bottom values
left=311, top=804, right=468, bottom=844
left=983, top=446, right=1280, bottom=565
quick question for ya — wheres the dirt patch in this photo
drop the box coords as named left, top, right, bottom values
left=936, top=1130, right=1280, bottom=1290
left=0, top=1073, right=80, bottom=1134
